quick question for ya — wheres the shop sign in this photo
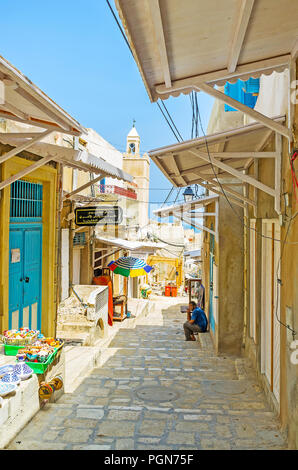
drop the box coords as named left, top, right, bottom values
left=75, top=206, right=123, bottom=226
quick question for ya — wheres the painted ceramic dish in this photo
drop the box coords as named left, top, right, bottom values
left=0, top=382, right=17, bottom=397
left=14, top=363, right=32, bottom=380
left=1, top=371, right=21, bottom=385
left=0, top=365, right=15, bottom=377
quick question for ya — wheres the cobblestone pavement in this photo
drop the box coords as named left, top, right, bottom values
left=8, top=300, right=288, bottom=450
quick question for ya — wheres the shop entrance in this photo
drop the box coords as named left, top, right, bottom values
left=8, top=181, right=43, bottom=330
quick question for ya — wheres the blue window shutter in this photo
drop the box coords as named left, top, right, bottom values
left=241, top=78, right=260, bottom=95
left=224, top=78, right=259, bottom=112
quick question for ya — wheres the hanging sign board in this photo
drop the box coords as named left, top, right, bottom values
left=75, top=206, right=123, bottom=226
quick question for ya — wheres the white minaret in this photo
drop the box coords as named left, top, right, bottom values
left=126, top=120, right=140, bottom=156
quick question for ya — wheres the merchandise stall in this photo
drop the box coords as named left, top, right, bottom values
left=0, top=327, right=65, bottom=403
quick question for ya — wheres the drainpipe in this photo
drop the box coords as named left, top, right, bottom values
left=242, top=174, right=249, bottom=350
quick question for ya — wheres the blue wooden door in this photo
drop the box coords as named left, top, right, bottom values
left=209, top=230, right=215, bottom=333
left=9, top=225, right=42, bottom=330
left=9, top=180, right=43, bottom=330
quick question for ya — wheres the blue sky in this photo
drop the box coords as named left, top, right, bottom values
left=0, top=0, right=214, bottom=209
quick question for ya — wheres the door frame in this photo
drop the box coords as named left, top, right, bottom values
left=261, top=219, right=281, bottom=405
left=0, top=156, right=57, bottom=336
left=9, top=222, right=43, bottom=330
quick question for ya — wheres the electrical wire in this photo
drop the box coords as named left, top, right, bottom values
left=159, top=100, right=184, bottom=142
left=274, top=211, right=297, bottom=338
left=105, top=0, right=183, bottom=149
left=105, top=0, right=133, bottom=54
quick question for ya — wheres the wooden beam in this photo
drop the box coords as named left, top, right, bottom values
left=0, top=132, right=44, bottom=139
left=15, top=86, right=71, bottom=132
left=147, top=0, right=171, bottom=88
left=0, top=101, right=29, bottom=120
left=0, top=129, right=53, bottom=164
left=169, top=154, right=187, bottom=185
left=174, top=212, right=216, bottom=237
left=189, top=149, right=276, bottom=197
left=197, top=83, right=292, bottom=140
left=63, top=174, right=103, bottom=200
left=191, top=179, right=245, bottom=209
left=0, top=109, right=80, bottom=135
left=155, top=54, right=290, bottom=94
left=191, top=169, right=256, bottom=207
left=0, top=154, right=56, bottom=191
left=227, top=0, right=255, bottom=73
left=199, top=151, right=276, bottom=159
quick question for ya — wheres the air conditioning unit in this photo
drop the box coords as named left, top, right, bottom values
left=72, top=285, right=109, bottom=338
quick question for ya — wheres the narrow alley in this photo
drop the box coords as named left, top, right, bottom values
left=7, top=299, right=287, bottom=450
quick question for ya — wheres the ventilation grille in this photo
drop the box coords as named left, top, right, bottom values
left=95, top=288, right=108, bottom=314
left=10, top=180, right=43, bottom=219
left=73, top=232, right=86, bottom=246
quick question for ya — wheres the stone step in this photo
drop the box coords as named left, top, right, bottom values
left=56, top=330, right=91, bottom=346
left=57, top=322, right=94, bottom=333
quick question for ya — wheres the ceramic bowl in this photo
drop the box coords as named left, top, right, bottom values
left=0, top=382, right=17, bottom=397
left=1, top=371, right=21, bottom=386
left=0, top=365, right=15, bottom=377
left=16, top=352, right=27, bottom=362
left=14, top=363, right=32, bottom=380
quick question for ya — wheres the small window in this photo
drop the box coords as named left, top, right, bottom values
left=10, top=180, right=43, bottom=219
left=129, top=142, right=135, bottom=154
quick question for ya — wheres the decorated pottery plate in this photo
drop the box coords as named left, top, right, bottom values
left=14, top=363, right=32, bottom=380
left=0, top=365, right=15, bottom=377
left=0, top=382, right=17, bottom=397
left=1, top=372, right=21, bottom=386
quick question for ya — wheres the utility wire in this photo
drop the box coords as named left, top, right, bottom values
left=159, top=100, right=184, bottom=142
left=105, top=0, right=183, bottom=148
left=105, top=0, right=133, bottom=54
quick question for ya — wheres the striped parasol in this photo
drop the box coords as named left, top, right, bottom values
left=108, top=256, right=153, bottom=277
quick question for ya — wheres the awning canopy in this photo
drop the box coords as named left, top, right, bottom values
left=0, top=55, right=85, bottom=135
left=149, top=118, right=283, bottom=213
left=153, top=195, right=218, bottom=218
left=184, top=249, right=201, bottom=260
left=153, top=195, right=219, bottom=240
left=115, top=0, right=297, bottom=102
left=115, top=0, right=296, bottom=140
left=0, top=136, right=133, bottom=190
left=95, top=236, right=165, bottom=254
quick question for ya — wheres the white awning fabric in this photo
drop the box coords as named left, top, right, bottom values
left=95, top=236, right=165, bottom=253
left=0, top=136, right=133, bottom=183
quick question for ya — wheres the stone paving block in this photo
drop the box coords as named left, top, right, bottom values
left=85, top=387, right=110, bottom=397
left=115, top=438, right=135, bottom=450
left=8, top=440, right=68, bottom=450
left=138, top=420, right=167, bottom=437
left=62, top=417, right=98, bottom=428
left=60, top=428, right=93, bottom=443
left=96, top=420, right=136, bottom=437
left=76, top=408, right=105, bottom=420
left=176, top=422, right=210, bottom=433
left=106, top=409, right=141, bottom=420
left=167, top=431, right=195, bottom=445
left=73, top=444, right=112, bottom=450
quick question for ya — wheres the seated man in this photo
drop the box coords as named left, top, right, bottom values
left=183, top=301, right=208, bottom=341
